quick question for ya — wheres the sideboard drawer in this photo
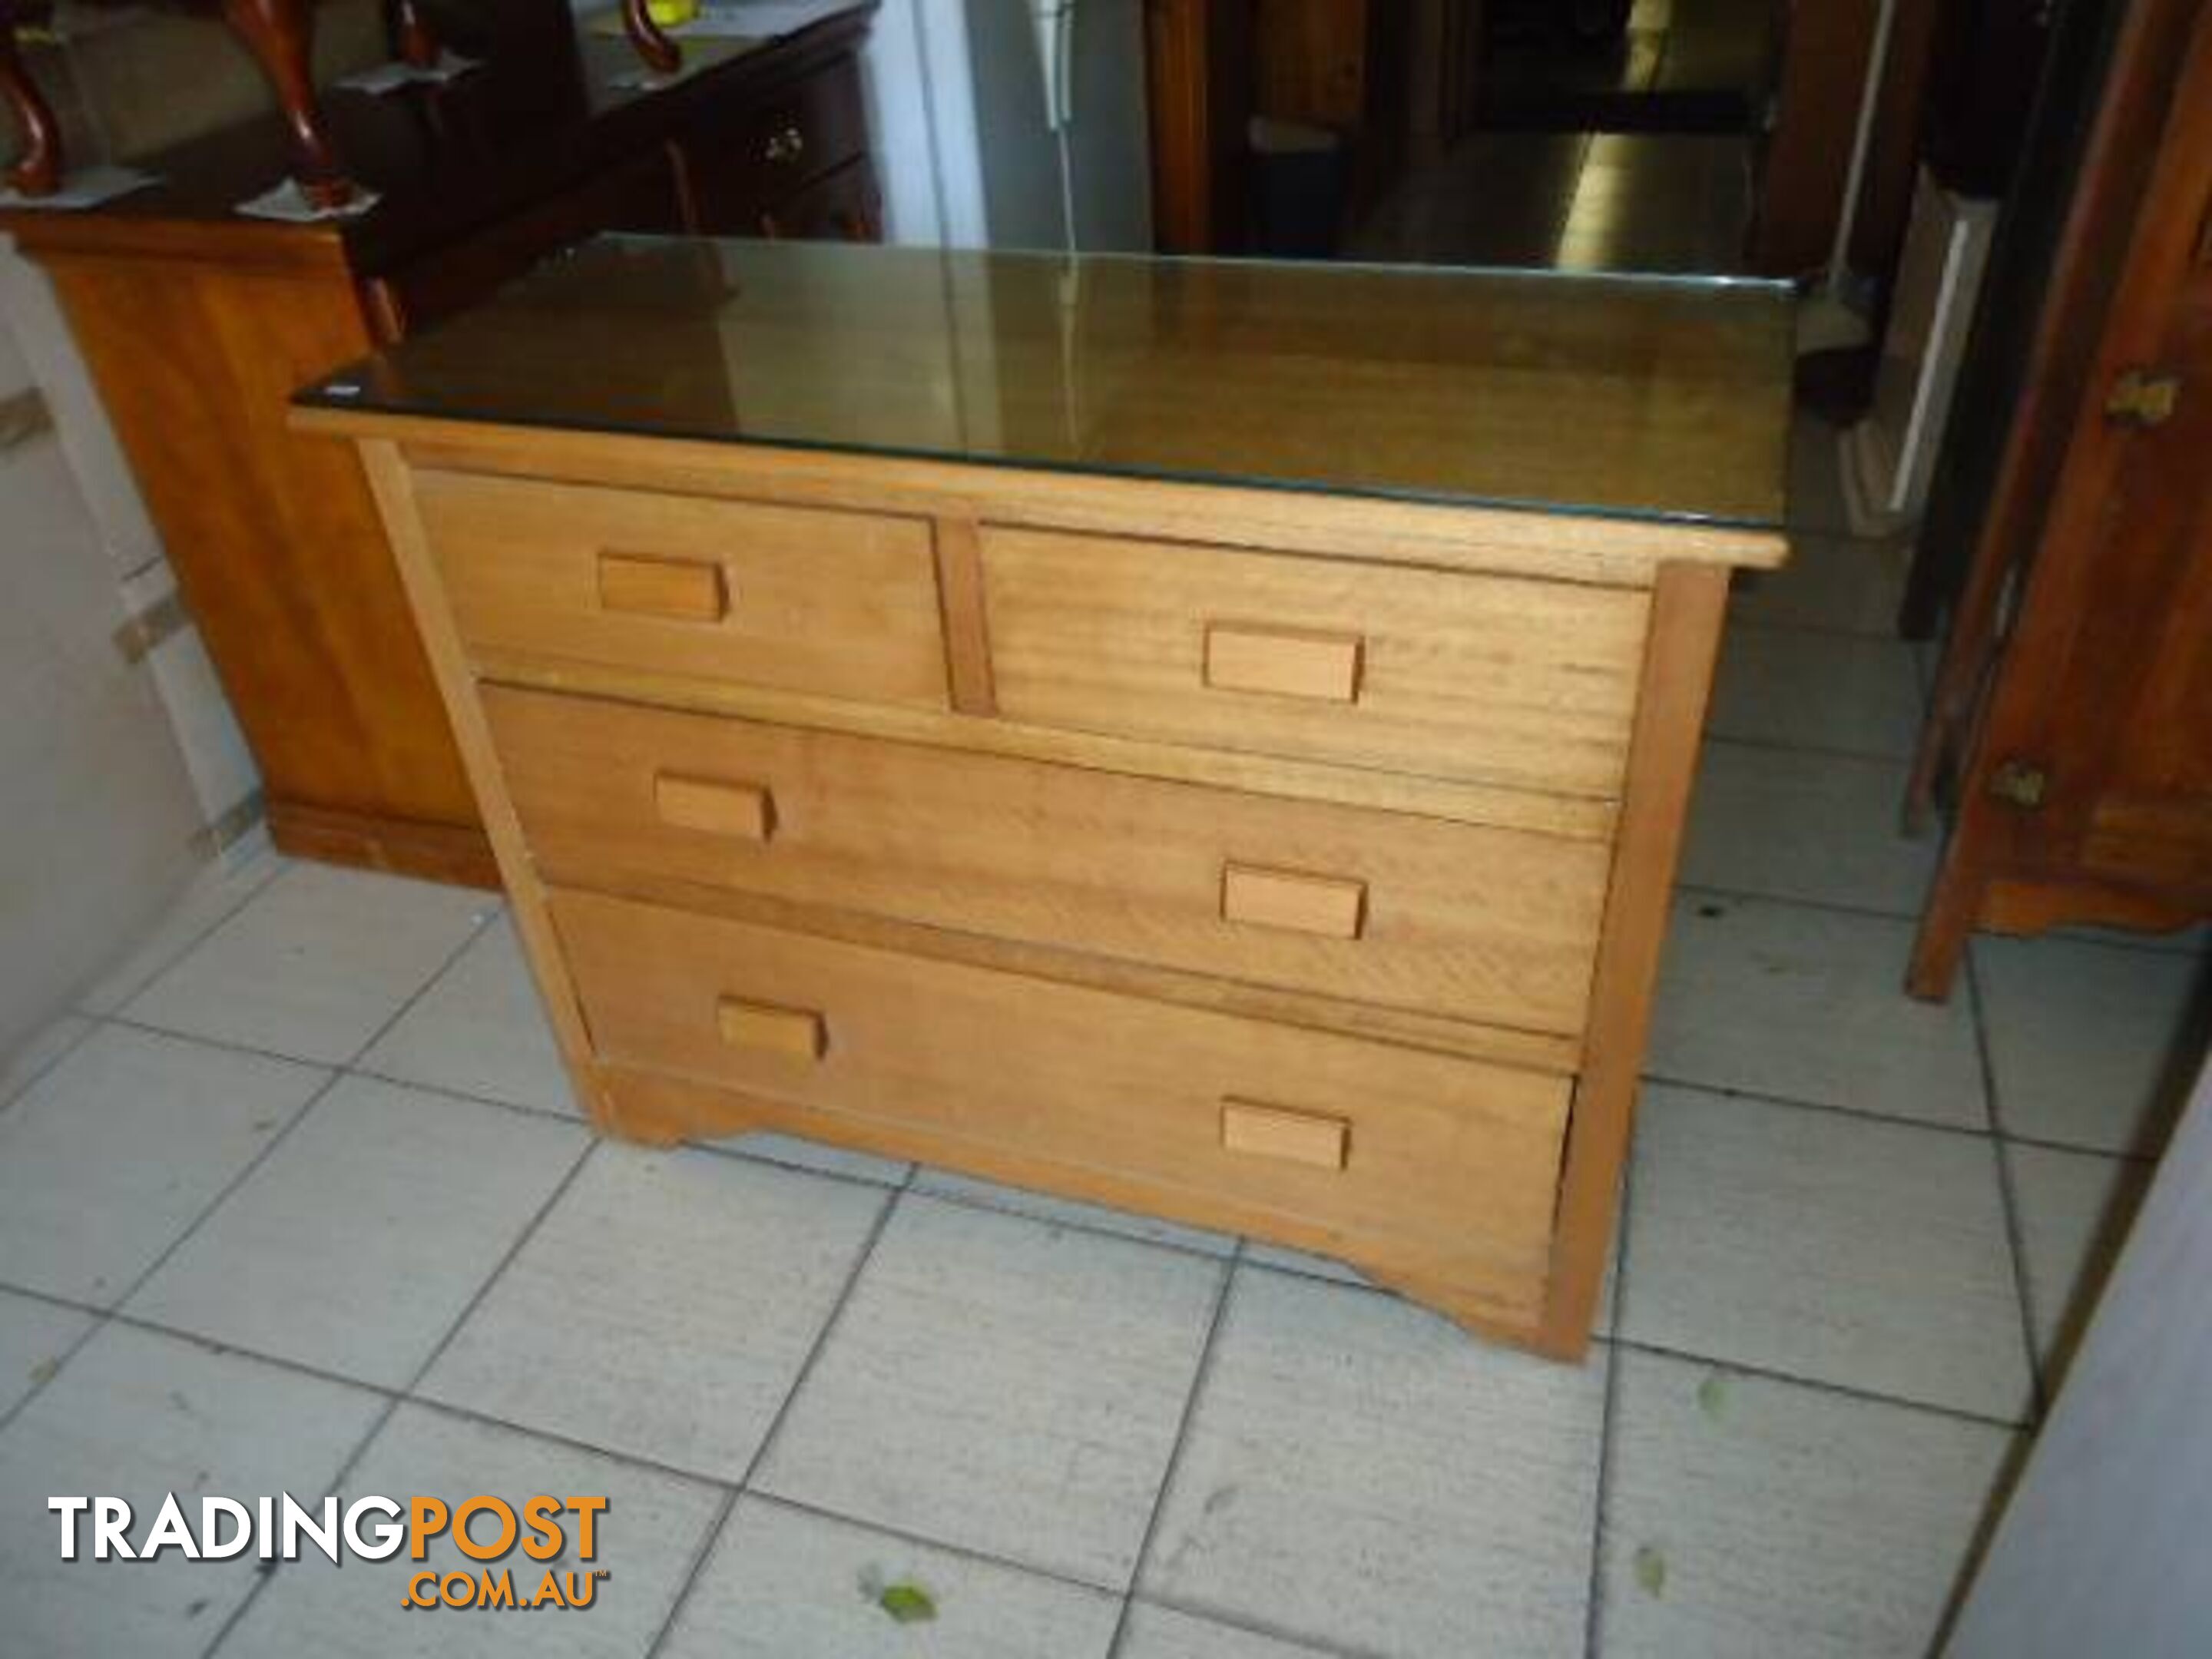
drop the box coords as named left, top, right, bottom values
left=552, top=889, right=1571, bottom=1306
left=414, top=470, right=948, bottom=709
left=980, top=527, right=1651, bottom=797
left=487, top=687, right=1611, bottom=1038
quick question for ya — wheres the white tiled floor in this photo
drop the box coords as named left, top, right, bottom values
left=0, top=416, right=2202, bottom=1657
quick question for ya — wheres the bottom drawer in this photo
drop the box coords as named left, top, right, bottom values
left=552, top=889, right=1571, bottom=1314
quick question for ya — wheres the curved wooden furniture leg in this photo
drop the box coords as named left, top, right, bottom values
left=621, top=0, right=682, bottom=78
left=0, top=13, right=61, bottom=197
left=389, top=0, right=440, bottom=69
left=220, top=0, right=357, bottom=209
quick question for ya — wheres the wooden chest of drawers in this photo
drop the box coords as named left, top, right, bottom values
left=303, top=239, right=1791, bottom=1357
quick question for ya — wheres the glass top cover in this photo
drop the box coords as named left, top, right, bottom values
left=303, top=236, right=1795, bottom=528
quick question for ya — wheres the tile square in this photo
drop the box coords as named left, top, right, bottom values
left=1143, top=1267, right=1608, bottom=1658
left=714, top=1130, right=912, bottom=1186
left=0, top=1012, right=94, bottom=1108
left=1621, top=1084, right=2031, bottom=1419
left=912, top=1167, right=1236, bottom=1257
left=75, top=843, right=287, bottom=1015
left=0, top=1323, right=383, bottom=1658
left=0, top=1286, right=97, bottom=1419
left=1120, top=1604, right=1340, bottom=1658
left=1728, top=530, right=1909, bottom=637
left=1786, top=412, right=1851, bottom=536
left=756, top=1195, right=1222, bottom=1588
left=659, top=1495, right=1122, bottom=1659
left=1975, top=935, right=2210, bottom=1156
left=1598, top=1348, right=2015, bottom=1659
left=422, top=1144, right=887, bottom=1480
left=1707, top=627, right=1922, bottom=760
left=126, top=1076, right=586, bottom=1386
left=220, top=1402, right=727, bottom=1659
left=1650, top=892, right=1986, bottom=1128
left=2004, top=1142, right=2154, bottom=1387
left=122, top=862, right=493, bottom=1065
left=356, top=914, right=573, bottom=1114
left=1681, top=742, right=1935, bottom=916
left=0, top=1025, right=326, bottom=1305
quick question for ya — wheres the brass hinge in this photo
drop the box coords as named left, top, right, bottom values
left=2105, top=368, right=2181, bottom=428
left=1988, top=759, right=2049, bottom=810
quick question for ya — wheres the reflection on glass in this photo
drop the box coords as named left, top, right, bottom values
left=312, top=235, right=1792, bottom=528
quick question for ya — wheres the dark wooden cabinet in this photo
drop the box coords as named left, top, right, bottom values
left=0, top=5, right=879, bottom=887
left=1908, top=0, right=2212, bottom=995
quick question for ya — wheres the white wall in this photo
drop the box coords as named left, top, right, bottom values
left=0, top=265, right=209, bottom=1061
left=1944, top=1055, right=2212, bottom=1657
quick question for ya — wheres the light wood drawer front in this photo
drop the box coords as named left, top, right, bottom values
left=981, top=527, right=1651, bottom=797
left=553, top=889, right=1571, bottom=1296
left=488, top=687, right=1611, bottom=1037
left=413, top=470, right=948, bottom=708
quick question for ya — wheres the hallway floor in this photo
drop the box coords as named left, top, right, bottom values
left=1, top=422, right=2203, bottom=1657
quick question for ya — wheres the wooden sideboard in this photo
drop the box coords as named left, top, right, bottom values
left=301, top=240, right=1791, bottom=1356
left=0, top=2, right=877, bottom=886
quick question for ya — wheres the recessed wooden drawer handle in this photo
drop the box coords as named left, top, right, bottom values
left=1221, top=1099, right=1349, bottom=1171
left=598, top=551, right=728, bottom=623
left=716, top=996, right=827, bottom=1061
left=1204, top=623, right=1363, bottom=703
left=654, top=773, right=776, bottom=843
left=1220, top=863, right=1366, bottom=939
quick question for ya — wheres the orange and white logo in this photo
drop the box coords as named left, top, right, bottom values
left=49, top=1492, right=612, bottom=1611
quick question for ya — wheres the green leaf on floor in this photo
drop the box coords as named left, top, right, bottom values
left=28, top=1357, right=59, bottom=1387
left=1697, top=1372, right=1730, bottom=1421
left=877, top=1582, right=938, bottom=1624
left=1634, top=1544, right=1667, bottom=1598
left=857, top=1565, right=938, bottom=1625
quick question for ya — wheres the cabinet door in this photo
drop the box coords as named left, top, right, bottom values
left=1979, top=15, right=2212, bottom=895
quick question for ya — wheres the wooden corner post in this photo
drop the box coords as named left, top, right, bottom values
left=1535, top=560, right=1732, bottom=1357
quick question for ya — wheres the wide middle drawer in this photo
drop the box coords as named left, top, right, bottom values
left=488, top=686, right=1611, bottom=1038
left=413, top=469, right=949, bottom=709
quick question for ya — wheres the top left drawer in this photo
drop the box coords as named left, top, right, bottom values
left=412, top=471, right=949, bottom=710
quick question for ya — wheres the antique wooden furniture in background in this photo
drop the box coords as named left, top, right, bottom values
left=1906, top=0, right=2212, bottom=997
left=0, top=2, right=878, bottom=885
left=301, top=239, right=1791, bottom=1356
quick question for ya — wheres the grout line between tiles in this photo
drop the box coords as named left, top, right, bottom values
left=198, top=1135, right=598, bottom=1659
left=1582, top=1153, right=1637, bottom=1659
left=1674, top=879, right=1927, bottom=928
left=1639, top=1069, right=1995, bottom=1142
left=0, top=1299, right=111, bottom=1441
left=638, top=1486, right=741, bottom=1658
left=99, top=1066, right=344, bottom=1319
left=1105, top=1244, right=1241, bottom=1658
left=642, top=1179, right=906, bottom=1657
left=1606, top=1333, right=2031, bottom=1432
left=0, top=1015, right=101, bottom=1122
left=1962, top=949, right=2051, bottom=1422
left=97, top=883, right=498, bottom=1076
left=1137, top=1591, right=1396, bottom=1659
left=71, top=850, right=290, bottom=1022
left=753, top=1487, right=1131, bottom=1603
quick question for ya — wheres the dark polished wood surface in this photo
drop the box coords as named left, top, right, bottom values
left=2, top=3, right=879, bottom=890
left=303, top=237, right=1796, bottom=527
left=0, top=0, right=866, bottom=274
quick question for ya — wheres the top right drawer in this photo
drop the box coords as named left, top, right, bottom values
left=979, top=528, right=1652, bottom=799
